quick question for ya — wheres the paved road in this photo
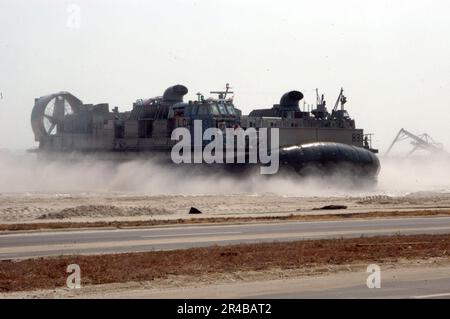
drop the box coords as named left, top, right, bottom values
left=111, top=265, right=450, bottom=299
left=1, top=216, right=450, bottom=259
left=257, top=278, right=450, bottom=298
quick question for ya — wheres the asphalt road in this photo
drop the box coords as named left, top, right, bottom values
left=113, top=265, right=450, bottom=299
left=257, top=278, right=450, bottom=298
left=1, top=216, right=450, bottom=260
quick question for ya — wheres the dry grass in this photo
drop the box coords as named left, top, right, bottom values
left=0, top=234, right=449, bottom=292
left=1, top=209, right=450, bottom=232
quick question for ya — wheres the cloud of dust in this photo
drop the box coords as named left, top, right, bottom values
left=0, top=149, right=449, bottom=196
left=377, top=155, right=450, bottom=195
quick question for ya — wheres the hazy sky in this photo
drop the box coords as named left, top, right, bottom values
left=1, top=0, right=449, bottom=152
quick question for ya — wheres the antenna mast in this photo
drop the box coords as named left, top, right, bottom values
left=210, top=83, right=234, bottom=100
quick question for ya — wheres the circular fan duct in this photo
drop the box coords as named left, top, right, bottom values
left=31, top=92, right=82, bottom=142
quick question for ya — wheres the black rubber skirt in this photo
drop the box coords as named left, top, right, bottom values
left=279, top=142, right=380, bottom=178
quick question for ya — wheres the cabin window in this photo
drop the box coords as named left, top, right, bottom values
left=217, top=103, right=228, bottom=115
left=210, top=104, right=220, bottom=115
left=198, top=105, right=209, bottom=116
left=191, top=105, right=199, bottom=116
left=225, top=104, right=235, bottom=115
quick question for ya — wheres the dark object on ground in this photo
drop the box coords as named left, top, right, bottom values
left=313, top=205, right=348, bottom=210
left=189, top=207, right=202, bottom=214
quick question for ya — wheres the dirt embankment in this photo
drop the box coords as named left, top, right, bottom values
left=0, top=234, right=449, bottom=293
left=1, top=209, right=450, bottom=232
left=37, top=205, right=170, bottom=219
left=1, top=193, right=450, bottom=224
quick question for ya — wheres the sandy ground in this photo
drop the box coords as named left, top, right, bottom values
left=0, top=191, right=450, bottom=224
left=2, top=257, right=448, bottom=299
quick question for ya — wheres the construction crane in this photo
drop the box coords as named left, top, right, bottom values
left=332, top=87, right=347, bottom=113
left=385, top=128, right=445, bottom=156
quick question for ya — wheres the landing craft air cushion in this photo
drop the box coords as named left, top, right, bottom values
left=30, top=84, right=380, bottom=181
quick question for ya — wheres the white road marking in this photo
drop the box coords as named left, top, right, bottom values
left=140, top=231, right=242, bottom=238
left=413, top=292, right=450, bottom=299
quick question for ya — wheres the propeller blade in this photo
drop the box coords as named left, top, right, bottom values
left=43, top=114, right=54, bottom=122
left=48, top=123, right=56, bottom=134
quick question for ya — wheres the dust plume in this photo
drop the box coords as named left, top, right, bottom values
left=377, top=155, right=450, bottom=195
left=0, top=149, right=449, bottom=196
